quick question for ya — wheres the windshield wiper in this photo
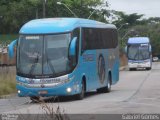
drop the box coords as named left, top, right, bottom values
left=29, top=53, right=40, bottom=75
left=45, top=52, right=55, bottom=75
left=133, top=49, right=139, bottom=60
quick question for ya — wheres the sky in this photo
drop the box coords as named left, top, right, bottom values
left=107, top=0, right=160, bottom=18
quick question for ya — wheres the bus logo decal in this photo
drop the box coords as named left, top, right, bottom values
left=98, top=54, right=105, bottom=84
left=83, top=54, right=94, bottom=62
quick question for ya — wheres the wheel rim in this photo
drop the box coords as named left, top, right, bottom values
left=108, top=80, right=111, bottom=89
left=107, top=75, right=111, bottom=90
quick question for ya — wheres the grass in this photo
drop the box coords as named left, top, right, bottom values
left=0, top=34, right=17, bottom=97
left=0, top=66, right=17, bottom=97
left=40, top=100, right=69, bottom=120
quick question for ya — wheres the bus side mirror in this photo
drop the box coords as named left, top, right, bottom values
left=69, top=37, right=77, bottom=66
left=69, top=37, right=77, bottom=57
left=8, top=39, right=17, bottom=58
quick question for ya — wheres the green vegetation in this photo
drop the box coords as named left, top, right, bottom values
left=0, top=0, right=160, bottom=56
left=0, top=0, right=108, bottom=33
left=132, top=23, right=160, bottom=57
left=0, top=34, right=18, bottom=44
left=0, top=67, right=16, bottom=97
left=112, top=11, right=160, bottom=56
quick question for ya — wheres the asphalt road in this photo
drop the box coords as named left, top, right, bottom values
left=1, top=62, right=160, bottom=114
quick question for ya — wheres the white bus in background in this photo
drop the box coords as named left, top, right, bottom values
left=126, top=37, right=152, bottom=71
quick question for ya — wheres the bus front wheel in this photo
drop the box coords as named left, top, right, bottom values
left=75, top=81, right=85, bottom=100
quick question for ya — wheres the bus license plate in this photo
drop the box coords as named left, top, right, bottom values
left=38, top=90, right=48, bottom=95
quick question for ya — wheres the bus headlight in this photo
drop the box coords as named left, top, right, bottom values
left=66, top=87, right=72, bottom=93
left=18, top=90, right=21, bottom=94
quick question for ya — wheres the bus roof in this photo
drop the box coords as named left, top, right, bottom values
left=127, top=37, right=150, bottom=44
left=20, top=18, right=116, bottom=34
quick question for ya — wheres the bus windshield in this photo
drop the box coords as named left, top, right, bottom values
left=17, top=34, right=72, bottom=78
left=128, top=44, right=150, bottom=60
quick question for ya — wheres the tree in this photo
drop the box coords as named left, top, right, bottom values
left=0, top=0, right=109, bottom=33
left=119, top=20, right=160, bottom=57
left=112, top=11, right=144, bottom=28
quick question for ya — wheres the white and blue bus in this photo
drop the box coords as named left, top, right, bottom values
left=9, top=18, right=119, bottom=100
left=126, top=37, right=152, bottom=71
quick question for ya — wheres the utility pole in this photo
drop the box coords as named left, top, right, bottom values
left=80, top=0, right=82, bottom=18
left=36, top=8, right=38, bottom=19
left=57, top=2, right=77, bottom=17
left=43, top=0, right=46, bottom=18
left=118, top=23, right=129, bottom=31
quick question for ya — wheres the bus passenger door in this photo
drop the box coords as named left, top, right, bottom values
left=81, top=50, right=96, bottom=90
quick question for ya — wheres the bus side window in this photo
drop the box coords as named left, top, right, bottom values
left=82, top=28, right=88, bottom=51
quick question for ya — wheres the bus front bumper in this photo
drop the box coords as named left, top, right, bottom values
left=128, top=61, right=151, bottom=68
left=16, top=82, right=81, bottom=97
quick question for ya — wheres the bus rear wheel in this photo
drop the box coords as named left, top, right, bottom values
left=97, top=74, right=111, bottom=93
left=129, top=68, right=136, bottom=71
left=75, top=81, right=85, bottom=100
left=146, top=67, right=151, bottom=70
left=106, top=74, right=111, bottom=93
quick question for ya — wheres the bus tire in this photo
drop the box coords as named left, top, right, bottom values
left=129, top=68, right=136, bottom=71
left=97, top=74, right=111, bottom=93
left=75, top=80, right=85, bottom=100
left=146, top=67, right=151, bottom=70
left=97, top=88, right=104, bottom=93
left=106, top=74, right=111, bottom=93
